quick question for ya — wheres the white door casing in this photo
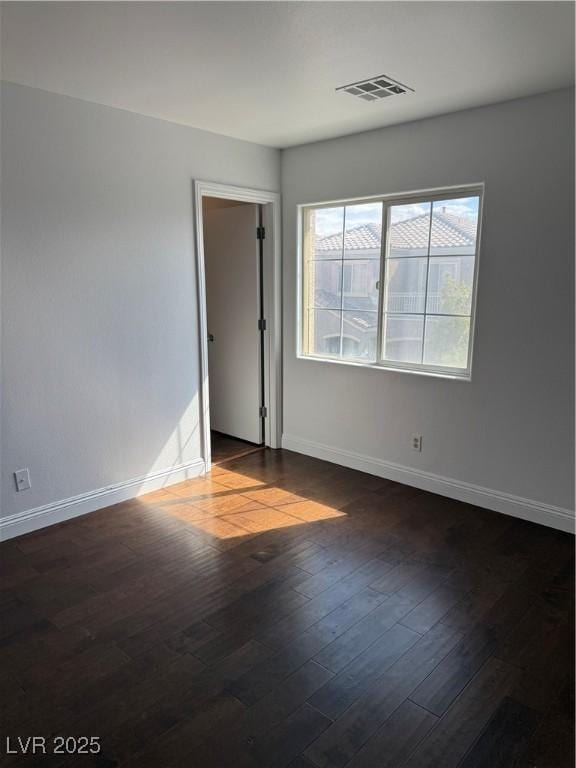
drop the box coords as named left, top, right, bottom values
left=203, top=202, right=262, bottom=444
left=194, top=180, right=282, bottom=470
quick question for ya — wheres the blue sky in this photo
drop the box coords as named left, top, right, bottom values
left=314, top=196, right=479, bottom=238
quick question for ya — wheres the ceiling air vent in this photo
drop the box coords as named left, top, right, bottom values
left=336, top=74, right=414, bottom=102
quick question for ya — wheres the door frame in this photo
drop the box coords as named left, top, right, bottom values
left=193, top=180, right=282, bottom=471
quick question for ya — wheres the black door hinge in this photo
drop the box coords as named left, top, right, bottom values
left=259, top=406, right=267, bottom=418
left=258, top=318, right=267, bottom=331
left=256, top=226, right=266, bottom=240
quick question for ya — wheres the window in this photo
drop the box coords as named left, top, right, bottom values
left=343, top=262, right=371, bottom=297
left=300, top=187, right=482, bottom=377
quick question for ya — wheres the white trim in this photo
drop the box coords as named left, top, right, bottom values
left=281, top=434, right=575, bottom=534
left=298, top=182, right=486, bottom=211
left=294, top=353, right=472, bottom=381
left=193, top=180, right=282, bottom=472
left=0, top=459, right=206, bottom=541
left=296, top=183, right=484, bottom=381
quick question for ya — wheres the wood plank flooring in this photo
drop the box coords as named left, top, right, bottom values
left=211, top=431, right=264, bottom=465
left=0, top=438, right=573, bottom=767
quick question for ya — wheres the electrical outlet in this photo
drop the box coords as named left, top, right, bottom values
left=14, top=468, right=31, bottom=492
left=412, top=435, right=422, bottom=452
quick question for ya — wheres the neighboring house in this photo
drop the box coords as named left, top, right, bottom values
left=309, top=209, right=476, bottom=360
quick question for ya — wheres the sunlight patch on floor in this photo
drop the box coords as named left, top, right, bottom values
left=140, top=468, right=346, bottom=540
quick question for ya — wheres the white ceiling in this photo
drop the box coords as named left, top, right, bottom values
left=1, top=1, right=574, bottom=148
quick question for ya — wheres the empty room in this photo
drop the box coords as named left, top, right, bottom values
left=0, top=2, right=574, bottom=767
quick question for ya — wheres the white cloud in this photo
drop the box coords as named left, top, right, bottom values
left=312, top=195, right=479, bottom=238
left=314, top=202, right=383, bottom=237
left=314, top=207, right=344, bottom=237
left=390, top=203, right=429, bottom=223
left=433, top=197, right=479, bottom=219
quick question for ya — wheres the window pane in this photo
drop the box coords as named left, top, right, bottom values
left=382, top=314, right=424, bottom=364
left=429, top=197, right=479, bottom=257
left=426, top=256, right=474, bottom=315
left=342, top=260, right=380, bottom=311
left=301, top=189, right=480, bottom=376
left=308, top=260, right=342, bottom=309
left=388, top=202, right=431, bottom=258
left=423, top=316, right=470, bottom=369
left=306, top=309, right=341, bottom=357
left=384, top=257, right=427, bottom=314
left=341, top=311, right=378, bottom=361
left=307, top=207, right=345, bottom=260
left=344, top=203, right=382, bottom=260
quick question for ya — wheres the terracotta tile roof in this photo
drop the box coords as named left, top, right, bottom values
left=315, top=212, right=476, bottom=254
left=315, top=222, right=380, bottom=253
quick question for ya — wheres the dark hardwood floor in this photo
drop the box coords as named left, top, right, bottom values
left=1, top=441, right=574, bottom=767
left=211, top=431, right=264, bottom=465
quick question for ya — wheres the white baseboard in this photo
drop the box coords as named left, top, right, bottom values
left=0, top=458, right=206, bottom=541
left=281, top=434, right=574, bottom=534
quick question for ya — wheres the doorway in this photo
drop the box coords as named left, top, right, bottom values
left=194, top=181, right=281, bottom=472
left=203, top=196, right=263, bottom=459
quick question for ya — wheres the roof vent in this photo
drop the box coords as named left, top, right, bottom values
left=336, top=74, right=414, bottom=102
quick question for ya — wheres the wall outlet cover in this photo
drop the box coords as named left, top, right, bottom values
left=14, top=468, right=31, bottom=492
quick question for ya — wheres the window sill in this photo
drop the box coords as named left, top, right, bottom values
left=296, top=353, right=472, bottom=381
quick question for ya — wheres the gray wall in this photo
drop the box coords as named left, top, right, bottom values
left=282, top=89, right=574, bottom=514
left=0, top=81, right=279, bottom=519
left=2, top=82, right=573, bottom=531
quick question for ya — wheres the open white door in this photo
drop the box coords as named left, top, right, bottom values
left=203, top=202, right=262, bottom=444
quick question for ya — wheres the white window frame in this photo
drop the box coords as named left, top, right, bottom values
left=297, top=183, right=484, bottom=380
